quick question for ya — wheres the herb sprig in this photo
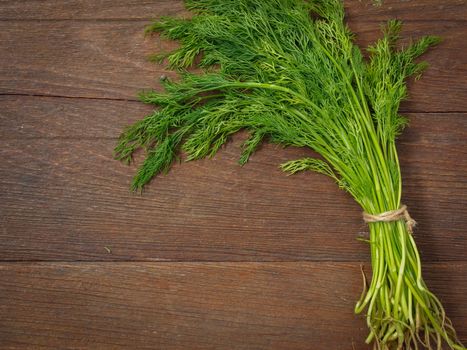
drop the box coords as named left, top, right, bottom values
left=115, top=1, right=464, bottom=349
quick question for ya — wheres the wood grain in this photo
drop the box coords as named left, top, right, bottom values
left=0, top=0, right=465, bottom=21
left=0, top=1, right=466, bottom=348
left=0, top=262, right=465, bottom=349
left=0, top=95, right=152, bottom=139
left=0, top=0, right=188, bottom=20
left=0, top=20, right=465, bottom=112
left=0, top=96, right=465, bottom=262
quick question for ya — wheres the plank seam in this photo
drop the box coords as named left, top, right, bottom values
left=0, top=18, right=465, bottom=23
left=0, top=259, right=465, bottom=264
left=0, top=92, right=138, bottom=103
left=2, top=93, right=466, bottom=114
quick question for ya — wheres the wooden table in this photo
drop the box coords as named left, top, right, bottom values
left=0, top=1, right=466, bottom=349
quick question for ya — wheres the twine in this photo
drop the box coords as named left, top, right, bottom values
left=363, top=204, right=417, bottom=233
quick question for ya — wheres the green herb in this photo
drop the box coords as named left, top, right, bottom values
left=115, top=1, right=465, bottom=349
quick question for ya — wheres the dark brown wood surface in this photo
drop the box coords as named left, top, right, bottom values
left=0, top=262, right=465, bottom=350
left=0, top=1, right=466, bottom=349
left=0, top=19, right=465, bottom=112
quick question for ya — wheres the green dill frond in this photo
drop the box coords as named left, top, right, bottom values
left=116, top=0, right=441, bottom=202
left=238, top=130, right=266, bottom=165
left=281, top=157, right=337, bottom=179
left=114, top=0, right=443, bottom=210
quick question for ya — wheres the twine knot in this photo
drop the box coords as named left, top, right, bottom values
left=363, top=204, right=417, bottom=233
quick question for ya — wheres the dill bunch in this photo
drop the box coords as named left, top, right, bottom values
left=115, top=1, right=465, bottom=349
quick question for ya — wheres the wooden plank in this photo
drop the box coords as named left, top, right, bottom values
left=0, top=262, right=465, bottom=349
left=2, top=94, right=467, bottom=141
left=0, top=97, right=465, bottom=261
left=0, top=21, right=159, bottom=101
left=0, top=95, right=153, bottom=139
left=0, top=0, right=187, bottom=20
left=0, top=20, right=465, bottom=112
left=0, top=0, right=465, bottom=21
left=346, top=0, right=467, bottom=21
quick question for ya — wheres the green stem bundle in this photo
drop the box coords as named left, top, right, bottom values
left=359, top=221, right=462, bottom=349
left=115, top=1, right=465, bottom=348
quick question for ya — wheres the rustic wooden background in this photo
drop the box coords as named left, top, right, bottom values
left=0, top=1, right=466, bottom=349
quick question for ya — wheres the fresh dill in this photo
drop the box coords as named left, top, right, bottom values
left=115, top=1, right=464, bottom=349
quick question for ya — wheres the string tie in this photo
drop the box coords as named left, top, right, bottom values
left=363, top=204, right=417, bottom=233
